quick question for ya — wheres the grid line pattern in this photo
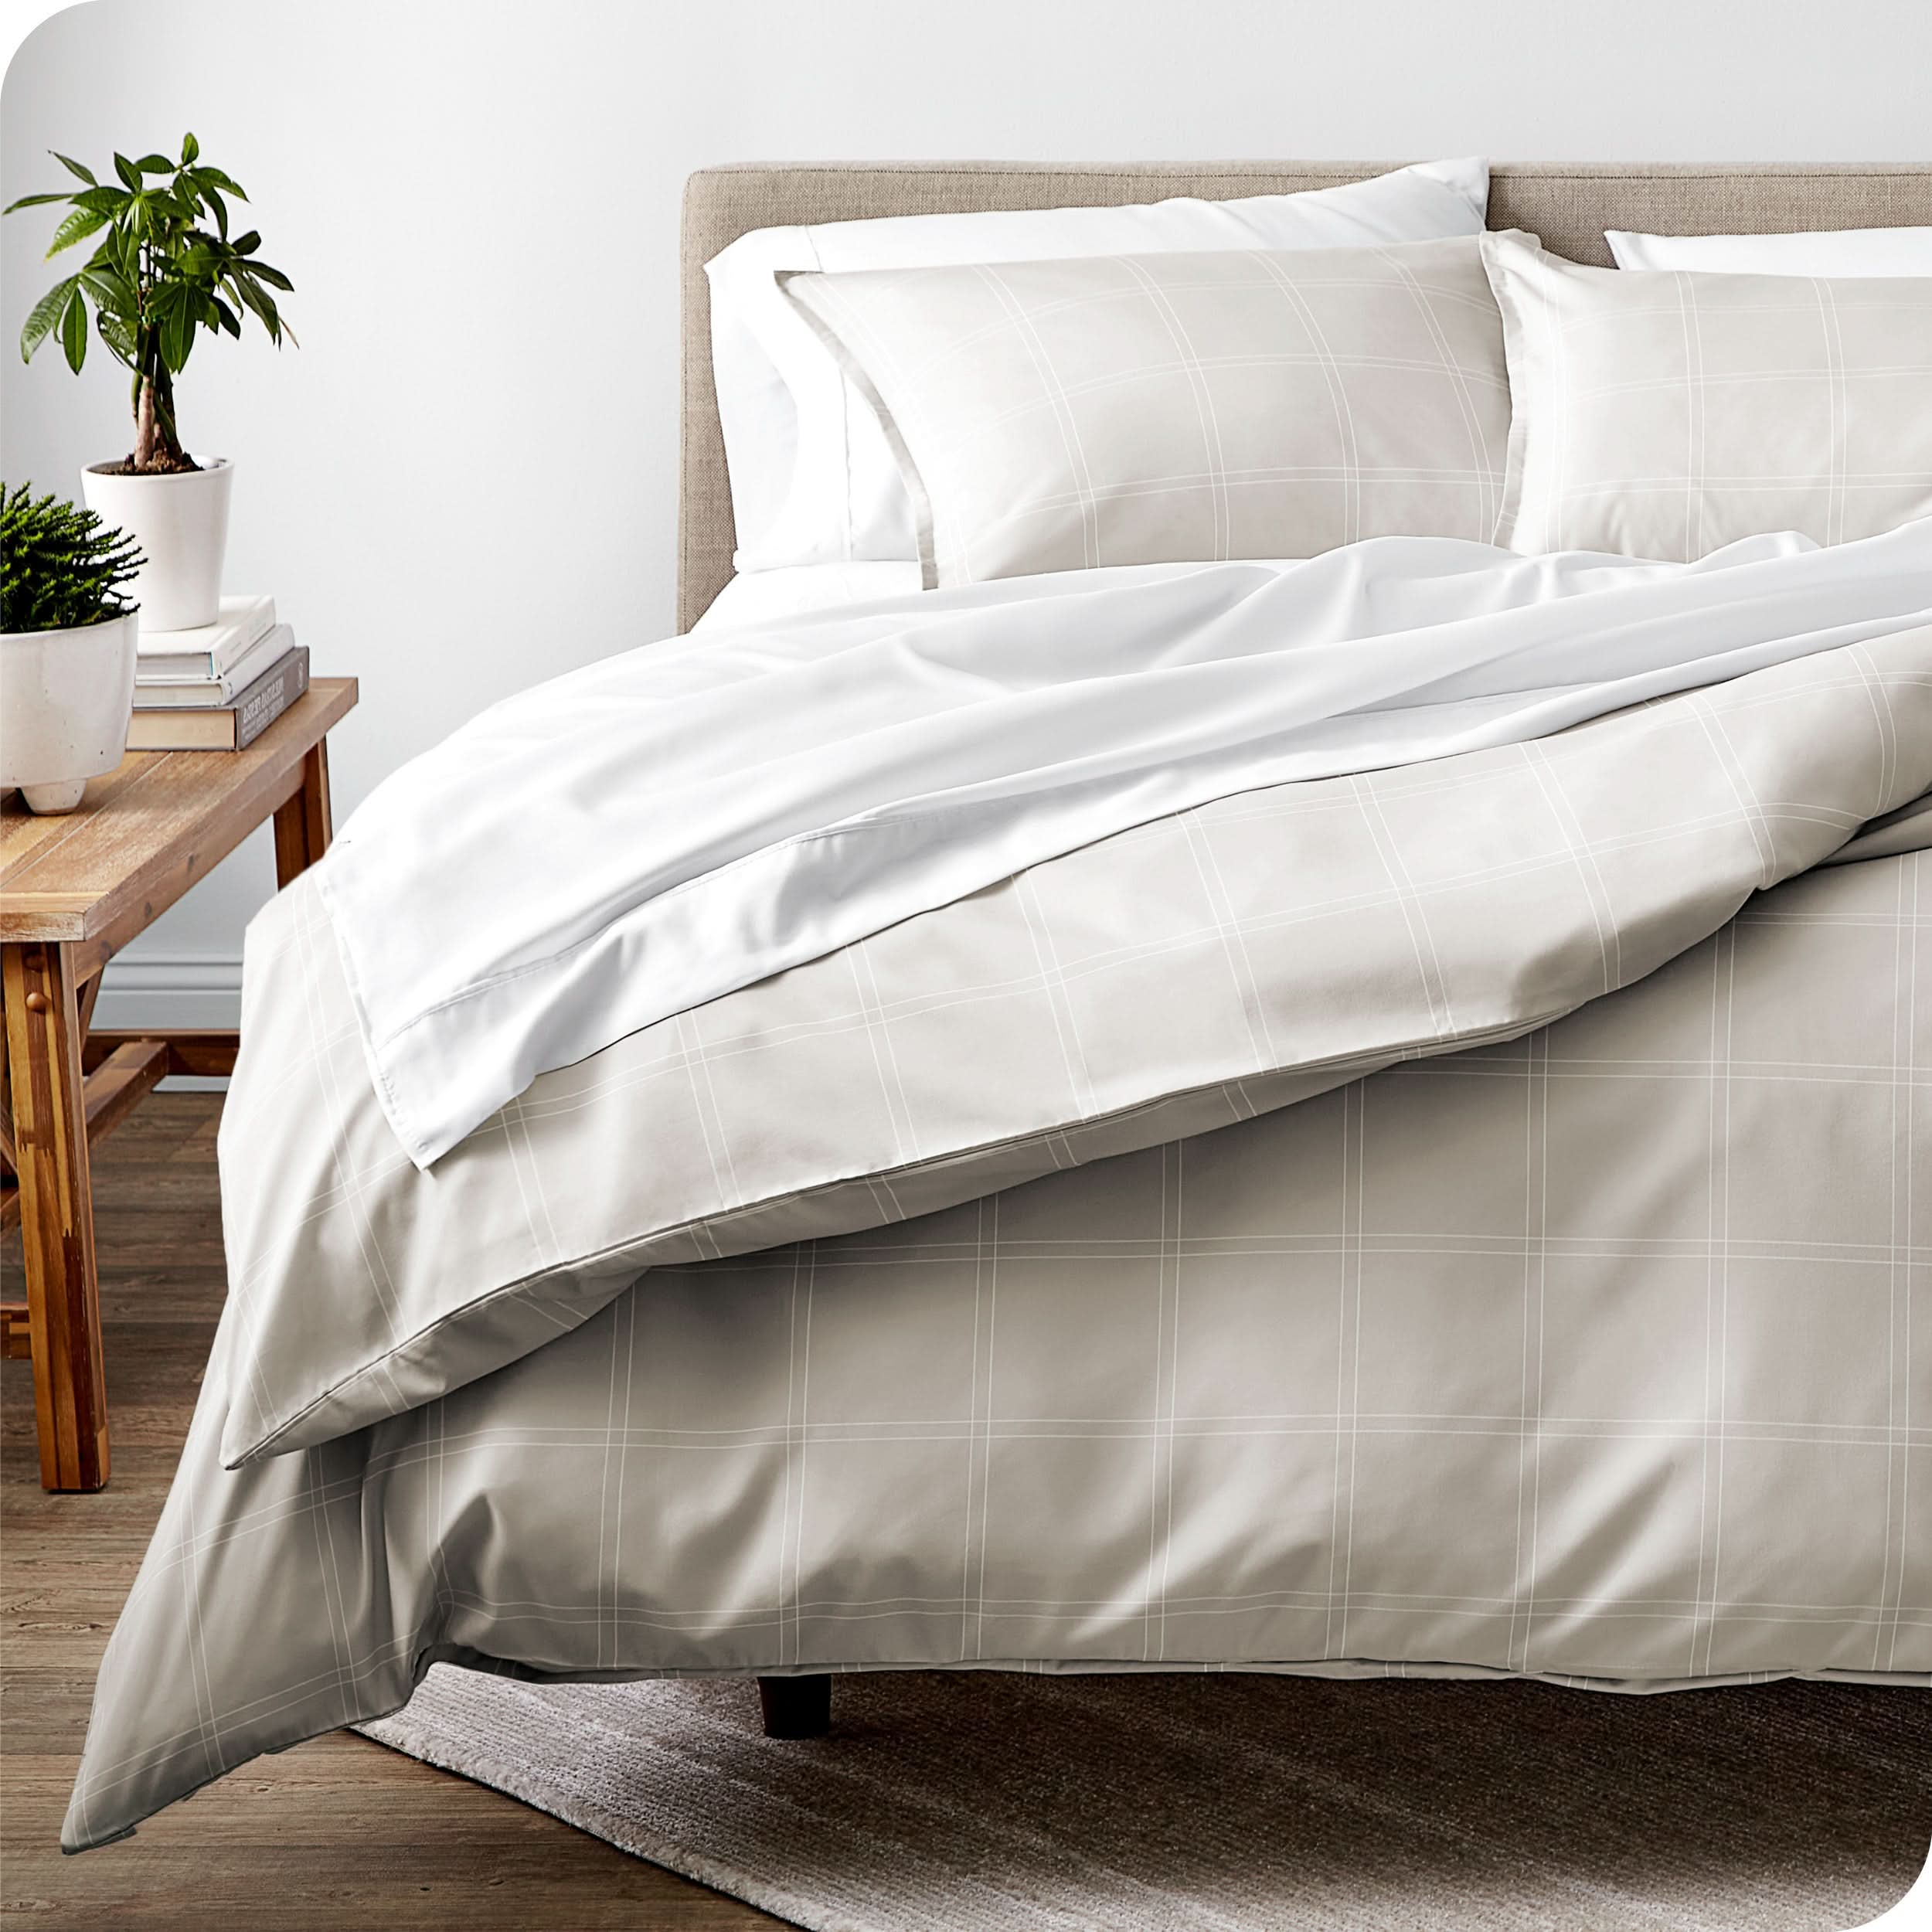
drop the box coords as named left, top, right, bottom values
left=64, top=835, right=1930, bottom=1852
left=1486, top=231, right=1932, bottom=560
left=784, top=237, right=1510, bottom=587
left=214, top=631, right=1932, bottom=1467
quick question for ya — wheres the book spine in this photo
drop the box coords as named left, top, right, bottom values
left=232, top=648, right=310, bottom=750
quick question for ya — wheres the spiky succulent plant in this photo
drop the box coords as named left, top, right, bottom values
left=1, top=482, right=144, bottom=631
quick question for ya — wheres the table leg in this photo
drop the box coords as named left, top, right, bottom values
left=2, top=942, right=109, bottom=1492
left=274, top=739, right=334, bottom=887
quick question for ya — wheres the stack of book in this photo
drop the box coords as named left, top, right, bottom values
left=128, top=596, right=309, bottom=750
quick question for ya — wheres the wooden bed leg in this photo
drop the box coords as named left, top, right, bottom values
left=757, top=1675, right=832, bottom=1739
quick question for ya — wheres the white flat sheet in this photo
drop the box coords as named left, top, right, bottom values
left=695, top=562, right=924, bottom=631
left=314, top=523, right=1932, bottom=1168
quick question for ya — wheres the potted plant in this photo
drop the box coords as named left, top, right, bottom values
left=5, top=133, right=293, bottom=631
left=1, top=483, right=144, bottom=813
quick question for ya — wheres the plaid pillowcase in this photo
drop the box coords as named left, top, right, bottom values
left=784, top=237, right=1510, bottom=588
left=1485, top=229, right=1932, bottom=560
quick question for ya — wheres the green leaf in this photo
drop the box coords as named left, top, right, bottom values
left=60, top=284, right=89, bottom=372
left=3, top=190, right=76, bottom=212
left=231, top=229, right=260, bottom=256
left=245, top=259, right=293, bottom=291
left=112, top=151, right=141, bottom=192
left=79, top=265, right=136, bottom=315
left=160, top=301, right=196, bottom=373
left=181, top=131, right=199, bottom=166
left=133, top=152, right=175, bottom=175
left=44, top=206, right=111, bottom=256
left=230, top=273, right=280, bottom=338
left=211, top=295, right=241, bottom=337
left=97, top=311, right=139, bottom=363
left=72, top=185, right=130, bottom=215
left=19, top=274, right=79, bottom=360
left=193, top=165, right=246, bottom=199
left=53, top=151, right=97, bottom=186
left=205, top=186, right=229, bottom=240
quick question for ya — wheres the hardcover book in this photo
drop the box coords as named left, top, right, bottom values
left=124, top=645, right=310, bottom=751
left=134, top=624, right=297, bottom=706
left=134, top=594, right=277, bottom=678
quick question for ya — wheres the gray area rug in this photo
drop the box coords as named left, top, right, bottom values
left=359, top=1668, right=1930, bottom=1931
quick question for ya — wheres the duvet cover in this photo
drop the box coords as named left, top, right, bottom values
left=64, top=532, right=1932, bottom=1850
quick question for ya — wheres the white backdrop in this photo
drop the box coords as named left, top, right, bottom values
left=5, top=0, right=1930, bottom=1027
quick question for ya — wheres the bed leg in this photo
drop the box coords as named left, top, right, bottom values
left=757, top=1674, right=832, bottom=1739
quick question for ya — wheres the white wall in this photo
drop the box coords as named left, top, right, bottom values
left=6, top=0, right=1929, bottom=1026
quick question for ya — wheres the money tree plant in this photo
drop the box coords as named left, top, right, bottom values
left=5, top=133, right=294, bottom=473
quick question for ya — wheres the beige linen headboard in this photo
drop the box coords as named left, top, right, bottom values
left=678, top=161, right=1932, bottom=630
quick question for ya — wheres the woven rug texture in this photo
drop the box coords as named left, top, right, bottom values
left=359, top=1668, right=1930, bottom=1930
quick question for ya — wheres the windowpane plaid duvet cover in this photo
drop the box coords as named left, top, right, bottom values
left=64, top=623, right=1932, bottom=1851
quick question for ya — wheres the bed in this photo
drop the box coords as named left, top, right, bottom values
left=62, top=161, right=1932, bottom=1853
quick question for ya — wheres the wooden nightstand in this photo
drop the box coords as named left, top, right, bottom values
left=0, top=677, right=358, bottom=1491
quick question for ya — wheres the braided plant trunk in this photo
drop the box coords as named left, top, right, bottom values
left=132, top=359, right=185, bottom=471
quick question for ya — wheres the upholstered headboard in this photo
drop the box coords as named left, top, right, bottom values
left=678, top=161, right=1932, bottom=630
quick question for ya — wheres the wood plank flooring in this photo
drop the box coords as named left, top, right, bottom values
left=2, top=1093, right=778, bottom=1930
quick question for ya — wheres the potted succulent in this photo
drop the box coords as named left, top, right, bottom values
left=1, top=483, right=144, bottom=813
left=5, top=133, right=293, bottom=631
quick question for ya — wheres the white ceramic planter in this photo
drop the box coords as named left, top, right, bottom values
left=81, top=457, right=233, bottom=631
left=0, top=609, right=140, bottom=813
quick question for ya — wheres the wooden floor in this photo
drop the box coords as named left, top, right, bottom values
left=2, top=1093, right=780, bottom=1931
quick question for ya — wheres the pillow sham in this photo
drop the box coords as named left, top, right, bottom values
left=782, top=236, right=1510, bottom=589
left=706, top=158, right=1492, bottom=571
left=1485, top=230, right=1932, bottom=561
left=1607, top=225, right=1932, bottom=274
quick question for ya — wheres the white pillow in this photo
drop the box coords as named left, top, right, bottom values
left=1607, top=225, right=1932, bottom=275
left=708, top=158, right=1490, bottom=571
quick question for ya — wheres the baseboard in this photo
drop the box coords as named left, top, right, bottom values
left=90, top=957, right=241, bottom=1089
